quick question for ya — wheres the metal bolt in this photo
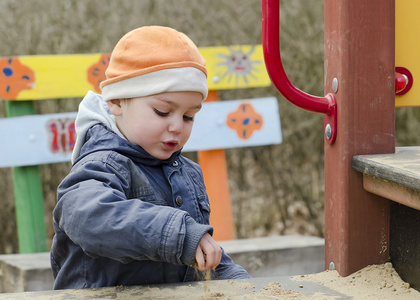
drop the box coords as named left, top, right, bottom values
left=329, top=262, right=335, bottom=271
left=403, top=74, right=409, bottom=86
left=212, top=76, right=220, bottom=83
left=332, top=78, right=338, bottom=93
left=325, top=124, right=332, bottom=140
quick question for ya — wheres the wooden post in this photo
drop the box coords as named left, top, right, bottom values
left=324, top=0, right=395, bottom=275
left=197, top=91, right=235, bottom=241
left=6, top=101, right=48, bottom=253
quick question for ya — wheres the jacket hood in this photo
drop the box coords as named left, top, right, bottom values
left=72, top=91, right=125, bottom=163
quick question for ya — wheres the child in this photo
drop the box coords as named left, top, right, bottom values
left=50, top=26, right=250, bottom=289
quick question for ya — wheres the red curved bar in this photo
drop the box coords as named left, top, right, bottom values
left=262, top=0, right=337, bottom=143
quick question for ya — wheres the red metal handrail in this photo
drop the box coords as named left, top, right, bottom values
left=262, top=0, right=337, bottom=144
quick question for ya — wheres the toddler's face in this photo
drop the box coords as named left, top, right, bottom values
left=111, top=91, right=202, bottom=160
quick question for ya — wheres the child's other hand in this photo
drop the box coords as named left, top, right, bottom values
left=195, top=233, right=222, bottom=271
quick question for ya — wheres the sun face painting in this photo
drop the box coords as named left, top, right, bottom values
left=216, top=46, right=261, bottom=85
left=202, top=45, right=271, bottom=90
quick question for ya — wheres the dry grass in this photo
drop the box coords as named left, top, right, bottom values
left=1, top=0, right=419, bottom=254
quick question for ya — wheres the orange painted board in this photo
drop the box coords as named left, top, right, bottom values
left=0, top=45, right=271, bottom=101
left=198, top=149, right=235, bottom=241
left=197, top=90, right=234, bottom=241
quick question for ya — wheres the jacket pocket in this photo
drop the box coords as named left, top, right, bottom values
left=132, top=185, right=167, bottom=206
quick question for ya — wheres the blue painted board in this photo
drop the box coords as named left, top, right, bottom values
left=0, top=97, right=281, bottom=168
left=184, top=97, right=281, bottom=151
left=0, top=112, right=77, bottom=168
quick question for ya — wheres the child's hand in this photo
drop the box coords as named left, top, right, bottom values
left=195, top=233, right=222, bottom=271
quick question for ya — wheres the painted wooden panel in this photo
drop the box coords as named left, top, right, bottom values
left=201, top=45, right=270, bottom=90
left=0, top=112, right=77, bottom=167
left=0, top=45, right=271, bottom=101
left=0, top=97, right=281, bottom=167
left=395, top=0, right=420, bottom=107
left=184, top=97, right=281, bottom=151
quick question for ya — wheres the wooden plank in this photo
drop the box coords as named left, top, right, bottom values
left=0, top=97, right=281, bottom=168
left=352, top=147, right=420, bottom=211
left=362, top=174, right=420, bottom=211
left=0, top=112, right=77, bottom=167
left=13, top=165, right=48, bottom=253
left=202, top=45, right=270, bottom=90
left=395, top=0, right=420, bottom=107
left=0, top=45, right=271, bottom=101
left=352, top=147, right=420, bottom=191
left=324, top=0, right=394, bottom=277
left=184, top=97, right=282, bottom=152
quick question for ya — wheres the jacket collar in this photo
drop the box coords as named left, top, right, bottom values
left=75, top=124, right=181, bottom=167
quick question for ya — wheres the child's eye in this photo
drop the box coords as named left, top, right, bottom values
left=183, top=115, right=194, bottom=122
left=154, top=109, right=169, bottom=117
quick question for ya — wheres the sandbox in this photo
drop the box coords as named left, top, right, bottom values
left=0, top=262, right=418, bottom=299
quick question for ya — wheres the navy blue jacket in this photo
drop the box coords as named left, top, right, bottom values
left=51, top=124, right=249, bottom=289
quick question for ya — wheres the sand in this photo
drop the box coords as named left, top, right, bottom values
left=289, top=262, right=420, bottom=299
left=1, top=263, right=419, bottom=299
left=144, top=262, right=420, bottom=299
left=202, top=262, right=420, bottom=299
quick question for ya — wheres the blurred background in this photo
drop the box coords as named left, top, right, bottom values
left=0, top=0, right=418, bottom=254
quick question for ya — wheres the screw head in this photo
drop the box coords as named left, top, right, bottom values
left=332, top=78, right=338, bottom=93
left=325, top=124, right=332, bottom=140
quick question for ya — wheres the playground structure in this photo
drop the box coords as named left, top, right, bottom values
left=1, top=0, right=420, bottom=297
left=263, top=0, right=420, bottom=290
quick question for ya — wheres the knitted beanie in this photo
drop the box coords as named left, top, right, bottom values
left=100, top=26, right=208, bottom=101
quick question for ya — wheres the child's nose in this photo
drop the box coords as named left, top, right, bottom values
left=168, top=117, right=183, bottom=133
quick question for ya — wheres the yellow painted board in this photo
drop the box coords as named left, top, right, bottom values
left=202, top=45, right=271, bottom=90
left=0, top=45, right=271, bottom=101
left=19, top=54, right=101, bottom=100
left=395, top=0, right=420, bottom=107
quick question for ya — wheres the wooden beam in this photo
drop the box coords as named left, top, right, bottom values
left=324, top=0, right=395, bottom=276
left=353, top=147, right=420, bottom=211
left=0, top=98, right=281, bottom=168
left=363, top=174, right=420, bottom=211
left=6, top=101, right=47, bottom=253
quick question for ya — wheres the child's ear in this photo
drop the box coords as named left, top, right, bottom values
left=106, top=99, right=123, bottom=116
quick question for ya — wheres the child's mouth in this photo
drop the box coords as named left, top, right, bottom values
left=163, top=141, right=178, bottom=150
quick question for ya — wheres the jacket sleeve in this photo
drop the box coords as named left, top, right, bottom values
left=54, top=152, right=212, bottom=266
left=215, top=248, right=251, bottom=279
